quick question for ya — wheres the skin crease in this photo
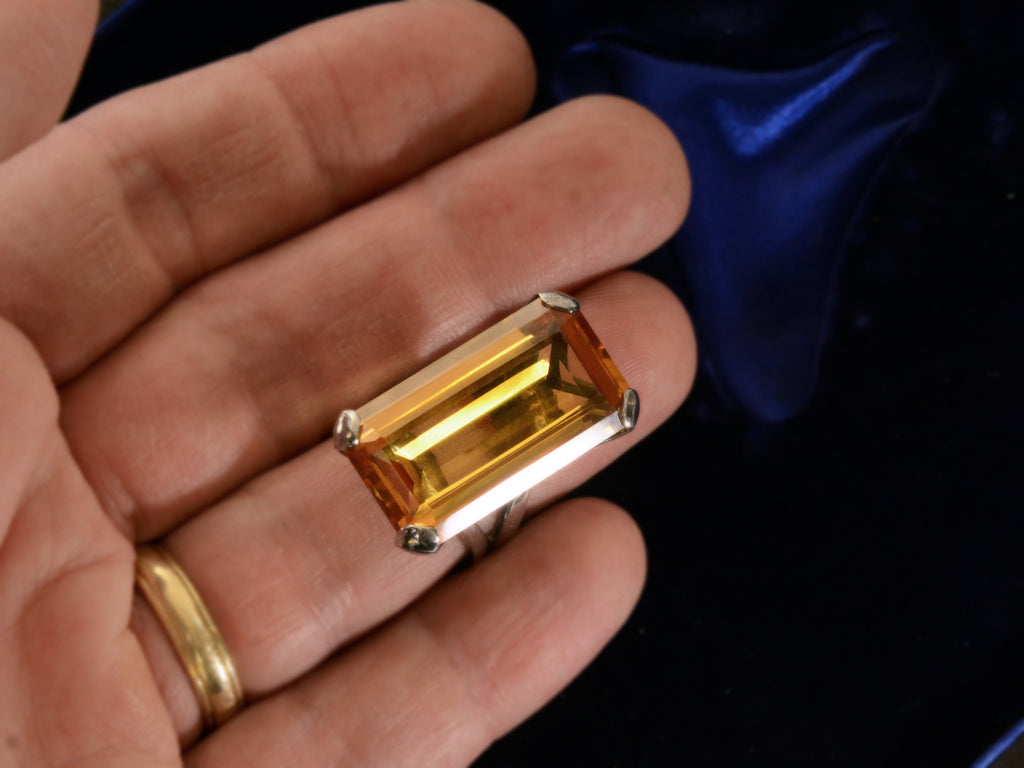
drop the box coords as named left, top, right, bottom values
left=0, top=1, right=695, bottom=766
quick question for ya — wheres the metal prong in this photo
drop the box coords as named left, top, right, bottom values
left=397, top=525, right=441, bottom=554
left=619, top=388, right=640, bottom=432
left=536, top=291, right=580, bottom=315
left=333, top=409, right=362, bottom=452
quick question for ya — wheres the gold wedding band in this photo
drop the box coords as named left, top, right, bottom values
left=135, top=545, right=244, bottom=731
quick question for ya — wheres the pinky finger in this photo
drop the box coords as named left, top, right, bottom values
left=186, top=498, right=647, bottom=767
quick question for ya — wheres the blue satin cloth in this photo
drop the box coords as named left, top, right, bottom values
left=557, top=31, right=934, bottom=420
left=972, top=720, right=1024, bottom=768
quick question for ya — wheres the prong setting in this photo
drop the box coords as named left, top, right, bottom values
left=619, top=388, right=640, bottom=433
left=334, top=409, right=362, bottom=452
left=536, top=291, right=579, bottom=315
left=339, top=293, right=631, bottom=555
left=397, top=525, right=441, bottom=554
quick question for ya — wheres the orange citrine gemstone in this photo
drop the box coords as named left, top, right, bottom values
left=343, top=294, right=633, bottom=544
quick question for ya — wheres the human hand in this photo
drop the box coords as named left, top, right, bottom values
left=0, top=1, right=695, bottom=765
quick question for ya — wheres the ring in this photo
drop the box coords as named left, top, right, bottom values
left=135, top=545, right=244, bottom=731
left=335, top=291, right=638, bottom=555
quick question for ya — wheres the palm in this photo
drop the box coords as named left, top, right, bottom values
left=0, top=2, right=695, bottom=766
left=0, top=345, right=176, bottom=765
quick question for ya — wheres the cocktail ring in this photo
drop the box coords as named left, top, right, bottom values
left=335, top=291, right=638, bottom=555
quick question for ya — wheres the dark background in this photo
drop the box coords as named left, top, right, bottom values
left=80, top=1, right=1023, bottom=766
left=553, top=4, right=1024, bottom=766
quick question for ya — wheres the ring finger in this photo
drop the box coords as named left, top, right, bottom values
left=135, top=270, right=695, bottom=742
left=185, top=496, right=649, bottom=767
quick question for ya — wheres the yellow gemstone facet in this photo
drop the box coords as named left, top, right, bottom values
left=341, top=294, right=634, bottom=545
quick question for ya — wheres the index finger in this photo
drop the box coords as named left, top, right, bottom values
left=0, top=0, right=535, bottom=381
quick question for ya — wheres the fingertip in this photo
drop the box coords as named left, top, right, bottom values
left=557, top=95, right=692, bottom=246
left=541, top=496, right=649, bottom=618
left=582, top=271, right=698, bottom=427
left=492, top=494, right=647, bottom=664
left=421, top=0, right=538, bottom=114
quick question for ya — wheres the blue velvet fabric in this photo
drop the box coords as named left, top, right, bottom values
left=556, top=31, right=933, bottom=419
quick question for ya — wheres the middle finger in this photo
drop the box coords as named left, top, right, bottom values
left=61, top=95, right=691, bottom=541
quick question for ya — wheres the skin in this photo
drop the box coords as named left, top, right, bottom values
left=0, top=1, right=696, bottom=766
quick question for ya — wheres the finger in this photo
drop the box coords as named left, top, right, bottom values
left=61, top=95, right=692, bottom=540
left=0, top=0, right=97, bottom=160
left=0, top=320, right=58, bottom=539
left=0, top=0, right=535, bottom=380
left=130, top=272, right=695, bottom=742
left=184, top=496, right=645, bottom=767
left=0, top=337, right=178, bottom=765
left=0, top=445, right=179, bottom=768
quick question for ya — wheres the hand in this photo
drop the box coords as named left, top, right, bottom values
left=0, top=1, right=695, bottom=765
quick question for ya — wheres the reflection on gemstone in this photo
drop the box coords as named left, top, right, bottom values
left=394, top=357, right=552, bottom=461
left=342, top=294, right=633, bottom=544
